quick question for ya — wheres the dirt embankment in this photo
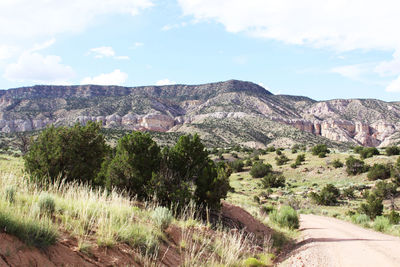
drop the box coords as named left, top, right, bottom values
left=280, top=214, right=400, bottom=267
left=0, top=202, right=272, bottom=267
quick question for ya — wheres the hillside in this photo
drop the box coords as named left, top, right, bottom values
left=1, top=80, right=399, bottom=147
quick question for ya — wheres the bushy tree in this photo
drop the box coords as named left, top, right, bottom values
left=372, top=181, right=397, bottom=199
left=261, top=173, right=285, bottom=188
left=275, top=154, right=290, bottom=166
left=152, top=134, right=231, bottom=210
left=309, top=184, right=340, bottom=205
left=24, top=122, right=108, bottom=185
left=359, top=192, right=383, bottom=219
left=359, top=147, right=379, bottom=159
left=311, top=144, right=330, bottom=156
left=250, top=162, right=272, bottom=178
left=106, top=131, right=161, bottom=199
left=345, top=156, right=368, bottom=175
left=386, top=146, right=400, bottom=156
left=332, top=159, right=344, bottom=168
left=229, top=160, right=244, bottom=172
left=367, top=164, right=391, bottom=181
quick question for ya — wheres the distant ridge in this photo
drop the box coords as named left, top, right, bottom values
left=0, top=79, right=399, bottom=148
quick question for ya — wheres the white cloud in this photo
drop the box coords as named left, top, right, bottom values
left=386, top=76, right=400, bottom=92
left=4, top=52, right=74, bottom=84
left=0, top=45, right=18, bottom=60
left=89, top=46, right=115, bottom=58
left=30, top=38, right=56, bottom=52
left=88, top=46, right=130, bottom=60
left=161, top=22, right=188, bottom=31
left=178, top=0, right=400, bottom=92
left=331, top=64, right=372, bottom=81
left=81, top=69, right=128, bottom=85
left=375, top=51, right=400, bottom=77
left=156, top=79, right=176, bottom=86
left=0, top=0, right=153, bottom=38
left=178, top=0, right=400, bottom=52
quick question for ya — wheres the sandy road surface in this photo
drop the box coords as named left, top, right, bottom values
left=280, top=214, right=400, bottom=267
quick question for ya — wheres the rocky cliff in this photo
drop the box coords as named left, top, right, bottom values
left=1, top=80, right=399, bottom=147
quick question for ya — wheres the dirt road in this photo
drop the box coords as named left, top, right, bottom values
left=280, top=214, right=400, bottom=267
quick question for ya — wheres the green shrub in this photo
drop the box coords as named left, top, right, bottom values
left=387, top=210, right=400, bottom=224
left=245, top=158, right=253, bottom=167
left=353, top=146, right=364, bottom=154
left=250, top=162, right=272, bottom=178
left=359, top=147, right=379, bottom=159
left=372, top=181, right=397, bottom=199
left=261, top=205, right=275, bottom=214
left=261, top=173, right=285, bottom=188
left=386, top=146, right=400, bottom=156
left=276, top=149, right=282, bottom=156
left=373, top=216, right=391, bottom=232
left=24, top=122, right=108, bottom=185
left=367, top=164, right=391, bottom=180
left=332, top=159, right=344, bottom=168
left=229, top=160, right=244, bottom=172
left=351, top=213, right=370, bottom=227
left=295, top=154, right=305, bottom=164
left=243, top=257, right=264, bottom=267
left=290, top=163, right=298, bottom=169
left=345, top=156, right=368, bottom=175
left=151, top=207, right=173, bottom=230
left=269, top=206, right=299, bottom=229
left=311, top=144, right=330, bottom=156
left=38, top=193, right=56, bottom=215
left=266, top=146, right=276, bottom=152
left=359, top=193, right=383, bottom=219
left=342, top=186, right=355, bottom=199
left=253, top=195, right=260, bottom=204
left=275, top=154, right=289, bottom=166
left=309, top=184, right=340, bottom=206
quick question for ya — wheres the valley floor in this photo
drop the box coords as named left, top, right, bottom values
left=280, top=214, right=400, bottom=267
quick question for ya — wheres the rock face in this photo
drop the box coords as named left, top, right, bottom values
left=0, top=80, right=400, bottom=147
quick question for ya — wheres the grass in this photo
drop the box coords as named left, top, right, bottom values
left=0, top=154, right=272, bottom=266
left=0, top=206, right=57, bottom=248
left=226, top=148, right=400, bottom=242
left=269, top=206, right=299, bottom=229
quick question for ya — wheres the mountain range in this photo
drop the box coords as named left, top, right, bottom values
left=1, top=79, right=399, bottom=148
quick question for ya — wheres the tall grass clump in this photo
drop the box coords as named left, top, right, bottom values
left=38, top=193, right=56, bottom=215
left=269, top=206, right=299, bottom=229
left=351, top=213, right=370, bottom=227
left=117, top=223, right=160, bottom=256
left=5, top=186, right=16, bottom=203
left=151, top=206, right=173, bottom=230
left=373, top=216, right=391, bottom=232
left=0, top=208, right=57, bottom=248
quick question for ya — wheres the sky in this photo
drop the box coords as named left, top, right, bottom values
left=1, top=1, right=400, bottom=101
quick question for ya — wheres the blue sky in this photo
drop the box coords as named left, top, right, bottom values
left=1, top=0, right=400, bottom=101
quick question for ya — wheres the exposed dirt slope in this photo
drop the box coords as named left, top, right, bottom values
left=0, top=203, right=271, bottom=267
left=280, top=214, right=400, bottom=267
